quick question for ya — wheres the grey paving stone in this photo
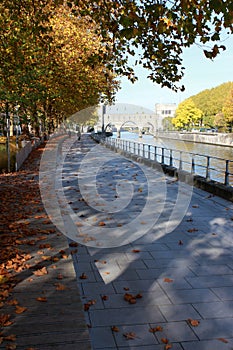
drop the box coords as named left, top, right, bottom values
left=193, top=301, right=233, bottom=318
left=113, top=279, right=161, bottom=293
left=150, top=321, right=198, bottom=342
left=157, top=277, right=193, bottom=290
left=118, top=344, right=183, bottom=350
left=186, top=275, right=233, bottom=288
left=113, top=324, right=158, bottom=347
left=136, top=267, right=195, bottom=280
left=165, top=288, right=220, bottom=304
left=189, top=264, right=233, bottom=276
left=82, top=282, right=116, bottom=296
left=190, top=318, right=233, bottom=339
left=102, top=289, right=171, bottom=309
left=211, top=286, right=233, bottom=300
left=182, top=339, right=233, bottom=350
left=158, top=304, right=200, bottom=322
left=143, top=258, right=199, bottom=269
left=89, top=327, right=116, bottom=349
left=89, top=306, right=165, bottom=326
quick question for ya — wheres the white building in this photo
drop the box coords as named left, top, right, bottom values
left=155, top=103, right=177, bottom=131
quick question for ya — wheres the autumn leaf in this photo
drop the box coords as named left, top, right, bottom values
left=111, top=325, right=119, bottom=332
left=161, top=337, right=169, bottom=344
left=69, top=242, right=79, bottom=247
left=79, top=273, right=87, bottom=280
left=101, top=295, right=108, bottom=301
left=187, top=228, right=198, bottom=233
left=33, top=267, right=48, bottom=276
left=0, top=314, right=13, bottom=327
left=187, top=318, right=200, bottom=327
left=192, top=204, right=199, bottom=208
left=98, top=221, right=106, bottom=226
left=165, top=344, right=172, bottom=350
left=163, top=278, right=173, bottom=283
left=57, top=274, right=63, bottom=280
left=7, top=299, right=18, bottom=306
left=6, top=344, right=17, bottom=350
left=55, top=283, right=67, bottom=291
left=36, top=297, right=47, bottom=302
left=4, top=334, right=16, bottom=342
left=132, top=249, right=140, bottom=253
left=217, top=338, right=228, bottom=343
left=178, top=240, right=183, bottom=245
left=149, top=325, right=163, bottom=333
left=15, top=305, right=27, bottom=314
left=123, top=332, right=138, bottom=340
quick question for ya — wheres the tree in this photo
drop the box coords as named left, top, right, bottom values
left=74, top=0, right=233, bottom=91
left=222, top=89, right=233, bottom=131
left=172, top=99, right=202, bottom=129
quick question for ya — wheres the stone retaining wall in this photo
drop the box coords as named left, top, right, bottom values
left=157, top=131, right=233, bottom=147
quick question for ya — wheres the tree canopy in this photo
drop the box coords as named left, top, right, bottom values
left=172, top=99, right=203, bottom=129
left=75, top=0, right=233, bottom=91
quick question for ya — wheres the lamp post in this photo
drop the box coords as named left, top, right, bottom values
left=6, top=102, right=10, bottom=172
left=15, top=104, right=20, bottom=148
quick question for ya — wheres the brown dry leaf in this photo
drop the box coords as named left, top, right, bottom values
left=15, top=305, right=27, bottom=314
left=7, top=299, right=18, bottom=306
left=136, top=293, right=143, bottom=299
left=192, top=204, right=199, bottom=208
left=111, top=326, right=119, bottom=332
left=4, top=334, right=16, bottom=342
left=0, top=314, right=13, bottom=327
left=69, top=242, right=79, bottom=247
left=149, top=326, right=163, bottom=333
left=123, top=332, right=137, bottom=340
left=33, top=267, right=48, bottom=276
left=101, top=295, right=108, bottom=301
left=57, top=274, right=63, bottom=280
left=39, top=243, right=51, bottom=249
left=178, top=240, right=183, bottom=245
left=124, top=287, right=129, bottom=291
left=36, top=297, right=47, bottom=302
left=6, top=344, right=16, bottom=350
left=84, top=303, right=90, bottom=311
left=217, top=338, right=228, bottom=343
left=161, top=338, right=169, bottom=344
left=163, top=278, right=173, bottom=283
left=55, top=283, right=67, bottom=291
left=103, top=271, right=110, bottom=275
left=132, top=249, right=140, bottom=253
left=187, top=318, right=200, bottom=327
left=124, top=293, right=134, bottom=302
left=165, top=344, right=172, bottom=350
left=187, top=228, right=198, bottom=233
left=98, top=221, right=106, bottom=226
left=79, top=273, right=88, bottom=280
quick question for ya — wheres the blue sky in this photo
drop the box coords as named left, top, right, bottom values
left=115, top=35, right=233, bottom=111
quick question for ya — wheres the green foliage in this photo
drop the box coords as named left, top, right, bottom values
left=222, top=89, right=233, bottom=130
left=172, top=99, right=202, bottom=129
left=191, top=82, right=233, bottom=119
left=76, top=0, right=233, bottom=91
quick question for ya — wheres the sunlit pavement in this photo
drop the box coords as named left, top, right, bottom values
left=63, top=134, right=233, bottom=350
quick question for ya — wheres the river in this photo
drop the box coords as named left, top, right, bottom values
left=112, top=131, right=233, bottom=185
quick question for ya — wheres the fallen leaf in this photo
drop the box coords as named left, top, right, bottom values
left=33, top=267, right=48, bottom=276
left=178, top=240, right=183, bottom=245
left=165, top=344, right=172, bottom=350
left=55, top=283, right=67, bottom=291
left=132, top=249, right=140, bottom=253
left=101, top=295, right=108, bottom=301
left=98, top=221, right=106, bottom=226
left=163, top=278, right=173, bottom=283
left=187, top=318, right=200, bottom=327
left=187, top=228, right=198, bottom=233
left=123, top=332, right=137, bottom=340
left=149, top=326, right=163, bottom=333
left=4, top=334, right=16, bottom=342
left=69, top=242, right=79, bottom=247
left=192, top=204, right=199, bottom=208
left=57, top=274, right=63, bottom=280
left=79, top=273, right=87, bottom=280
left=36, top=297, right=47, bottom=302
left=15, top=305, right=27, bottom=314
left=6, top=344, right=16, bottom=350
left=7, top=300, right=18, bottom=306
left=161, top=337, right=169, bottom=344
left=217, top=338, right=228, bottom=343
left=0, top=314, right=13, bottom=327
left=111, top=326, right=119, bottom=332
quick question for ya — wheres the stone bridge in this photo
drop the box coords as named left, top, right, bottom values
left=96, top=103, right=177, bottom=137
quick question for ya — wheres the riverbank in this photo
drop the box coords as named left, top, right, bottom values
left=156, top=131, right=233, bottom=147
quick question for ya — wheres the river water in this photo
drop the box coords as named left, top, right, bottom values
left=112, top=131, right=233, bottom=185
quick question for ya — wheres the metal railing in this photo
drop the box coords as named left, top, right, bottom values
left=105, top=138, right=233, bottom=187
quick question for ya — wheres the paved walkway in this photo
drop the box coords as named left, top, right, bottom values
left=61, top=134, right=233, bottom=350
left=1, top=134, right=232, bottom=350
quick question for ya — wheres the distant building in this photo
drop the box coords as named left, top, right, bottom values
left=155, top=103, right=176, bottom=130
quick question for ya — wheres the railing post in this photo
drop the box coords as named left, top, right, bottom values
left=225, top=160, right=229, bottom=186
left=179, top=151, right=183, bottom=170
left=138, top=142, right=140, bottom=156
left=154, top=146, right=157, bottom=161
left=148, top=145, right=151, bottom=159
left=161, top=147, right=165, bottom=164
left=169, top=149, right=173, bottom=166
left=134, top=142, right=136, bottom=155
left=143, top=144, right=145, bottom=158
left=206, top=156, right=210, bottom=180
left=191, top=154, right=195, bottom=174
